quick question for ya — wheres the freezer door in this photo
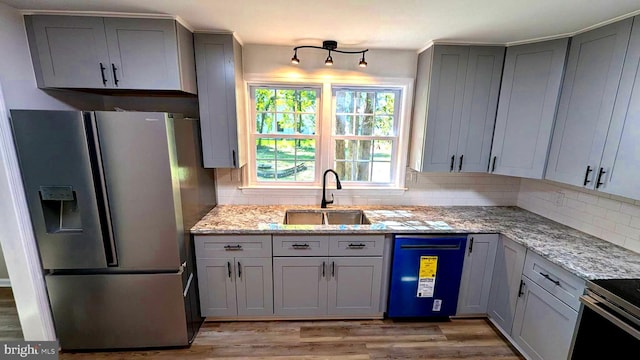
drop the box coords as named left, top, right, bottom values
left=46, top=272, right=189, bottom=350
left=10, top=110, right=109, bottom=269
left=94, top=112, right=183, bottom=270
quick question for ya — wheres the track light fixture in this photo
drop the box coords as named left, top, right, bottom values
left=291, top=40, right=369, bottom=68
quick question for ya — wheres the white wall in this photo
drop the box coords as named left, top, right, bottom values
left=518, top=179, right=640, bottom=253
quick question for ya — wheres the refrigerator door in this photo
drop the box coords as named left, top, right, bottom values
left=46, top=272, right=189, bottom=350
left=94, top=112, right=183, bottom=270
left=10, top=110, right=110, bottom=269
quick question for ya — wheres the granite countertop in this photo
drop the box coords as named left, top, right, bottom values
left=192, top=205, right=640, bottom=281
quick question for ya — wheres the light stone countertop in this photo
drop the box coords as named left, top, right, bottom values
left=191, top=205, right=640, bottom=280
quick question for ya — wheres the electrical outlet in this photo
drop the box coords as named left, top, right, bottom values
left=554, top=191, right=565, bottom=207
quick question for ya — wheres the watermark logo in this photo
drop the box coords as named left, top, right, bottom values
left=0, top=341, right=58, bottom=359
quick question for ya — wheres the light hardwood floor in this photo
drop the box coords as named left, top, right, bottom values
left=60, top=318, right=524, bottom=359
left=0, top=287, right=23, bottom=341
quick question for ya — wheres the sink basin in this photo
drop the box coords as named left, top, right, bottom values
left=284, top=210, right=324, bottom=225
left=283, top=209, right=370, bottom=225
left=325, top=210, right=370, bottom=225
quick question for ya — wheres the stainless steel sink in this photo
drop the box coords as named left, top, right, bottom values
left=284, top=210, right=324, bottom=225
left=283, top=209, right=370, bottom=225
left=325, top=210, right=370, bottom=225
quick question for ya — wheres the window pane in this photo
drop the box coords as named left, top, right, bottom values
left=256, top=138, right=276, bottom=160
left=371, top=162, right=391, bottom=182
left=336, top=91, right=354, bottom=113
left=299, top=90, right=317, bottom=112
left=255, top=138, right=315, bottom=182
left=354, top=140, right=373, bottom=161
left=373, top=140, right=392, bottom=161
left=256, top=112, right=274, bottom=134
left=356, top=115, right=374, bottom=135
left=276, top=113, right=295, bottom=134
left=255, top=88, right=275, bottom=111
left=299, top=114, right=316, bottom=135
left=276, top=89, right=295, bottom=112
left=375, top=92, right=395, bottom=114
left=335, top=140, right=355, bottom=160
left=353, top=161, right=371, bottom=181
left=355, top=91, right=375, bottom=114
left=335, top=161, right=353, bottom=181
left=257, top=160, right=276, bottom=181
left=335, top=115, right=354, bottom=135
left=373, top=115, right=394, bottom=136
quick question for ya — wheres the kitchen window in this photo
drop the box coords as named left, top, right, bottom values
left=250, top=85, right=320, bottom=183
left=248, top=83, right=406, bottom=189
left=333, top=88, right=400, bottom=184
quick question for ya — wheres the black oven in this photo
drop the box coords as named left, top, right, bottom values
left=570, top=279, right=640, bottom=358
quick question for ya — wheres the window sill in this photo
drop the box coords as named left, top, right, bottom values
left=239, top=186, right=407, bottom=197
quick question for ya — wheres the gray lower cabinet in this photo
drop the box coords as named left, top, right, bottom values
left=489, top=39, right=568, bottom=178
left=197, top=257, right=273, bottom=317
left=545, top=17, right=634, bottom=188
left=195, top=235, right=273, bottom=317
left=273, top=257, right=328, bottom=316
left=194, top=33, right=247, bottom=168
left=487, top=235, right=527, bottom=333
left=409, top=45, right=504, bottom=173
left=511, top=280, right=578, bottom=360
left=457, top=234, right=498, bottom=315
left=273, top=256, right=383, bottom=317
left=24, top=15, right=196, bottom=92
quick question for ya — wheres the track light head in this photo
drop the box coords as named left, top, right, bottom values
left=291, top=40, right=368, bottom=67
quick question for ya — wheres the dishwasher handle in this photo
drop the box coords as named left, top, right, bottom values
left=399, top=244, right=461, bottom=250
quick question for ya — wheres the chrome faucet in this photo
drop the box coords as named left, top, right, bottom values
left=321, top=169, right=342, bottom=208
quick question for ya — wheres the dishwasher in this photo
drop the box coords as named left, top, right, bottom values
left=387, top=234, right=467, bottom=318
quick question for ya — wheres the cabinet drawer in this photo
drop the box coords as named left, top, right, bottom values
left=272, top=235, right=329, bottom=256
left=195, top=235, right=272, bottom=258
left=522, top=251, right=585, bottom=311
left=329, top=235, right=384, bottom=256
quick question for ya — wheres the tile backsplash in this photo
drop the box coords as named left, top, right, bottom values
left=517, top=178, right=640, bottom=253
left=215, top=168, right=521, bottom=207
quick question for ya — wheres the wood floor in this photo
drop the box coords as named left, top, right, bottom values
left=0, top=287, right=23, bottom=341
left=60, top=318, right=524, bottom=359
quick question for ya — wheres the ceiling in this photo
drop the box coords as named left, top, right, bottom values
left=2, top=0, right=640, bottom=50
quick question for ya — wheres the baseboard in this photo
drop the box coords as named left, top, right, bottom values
left=0, top=279, right=11, bottom=287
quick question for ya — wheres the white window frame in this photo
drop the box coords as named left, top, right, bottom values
left=330, top=86, right=402, bottom=186
left=243, top=75, right=413, bottom=192
left=248, top=84, right=323, bottom=186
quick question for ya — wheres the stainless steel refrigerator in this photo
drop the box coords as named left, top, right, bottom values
left=9, top=110, right=216, bottom=350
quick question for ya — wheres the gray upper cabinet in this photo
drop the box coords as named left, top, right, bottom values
left=410, top=45, right=504, bottom=173
left=25, top=16, right=110, bottom=89
left=457, top=234, right=498, bottom=315
left=487, top=235, right=526, bottom=334
left=25, top=15, right=196, bottom=93
left=599, top=17, right=640, bottom=200
left=490, top=39, right=569, bottom=178
left=194, top=33, right=247, bottom=168
left=546, top=18, right=634, bottom=188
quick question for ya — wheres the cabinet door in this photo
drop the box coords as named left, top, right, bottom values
left=456, top=46, right=504, bottom=172
left=487, top=236, right=526, bottom=333
left=25, top=15, right=111, bottom=88
left=409, top=47, right=434, bottom=171
left=104, top=18, right=180, bottom=90
left=512, top=278, right=579, bottom=360
left=235, top=258, right=273, bottom=316
left=196, top=258, right=237, bottom=317
left=600, top=16, right=640, bottom=200
left=457, top=234, right=499, bottom=315
left=273, top=257, right=328, bottom=316
left=422, top=46, right=469, bottom=172
left=546, top=19, right=633, bottom=187
left=491, top=39, right=568, bottom=178
left=327, top=257, right=382, bottom=315
left=194, top=34, right=241, bottom=168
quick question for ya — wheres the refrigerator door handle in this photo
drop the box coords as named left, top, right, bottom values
left=183, top=272, right=193, bottom=297
left=87, top=115, right=118, bottom=266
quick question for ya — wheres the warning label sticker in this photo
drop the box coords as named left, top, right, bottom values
left=417, top=256, right=437, bottom=298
